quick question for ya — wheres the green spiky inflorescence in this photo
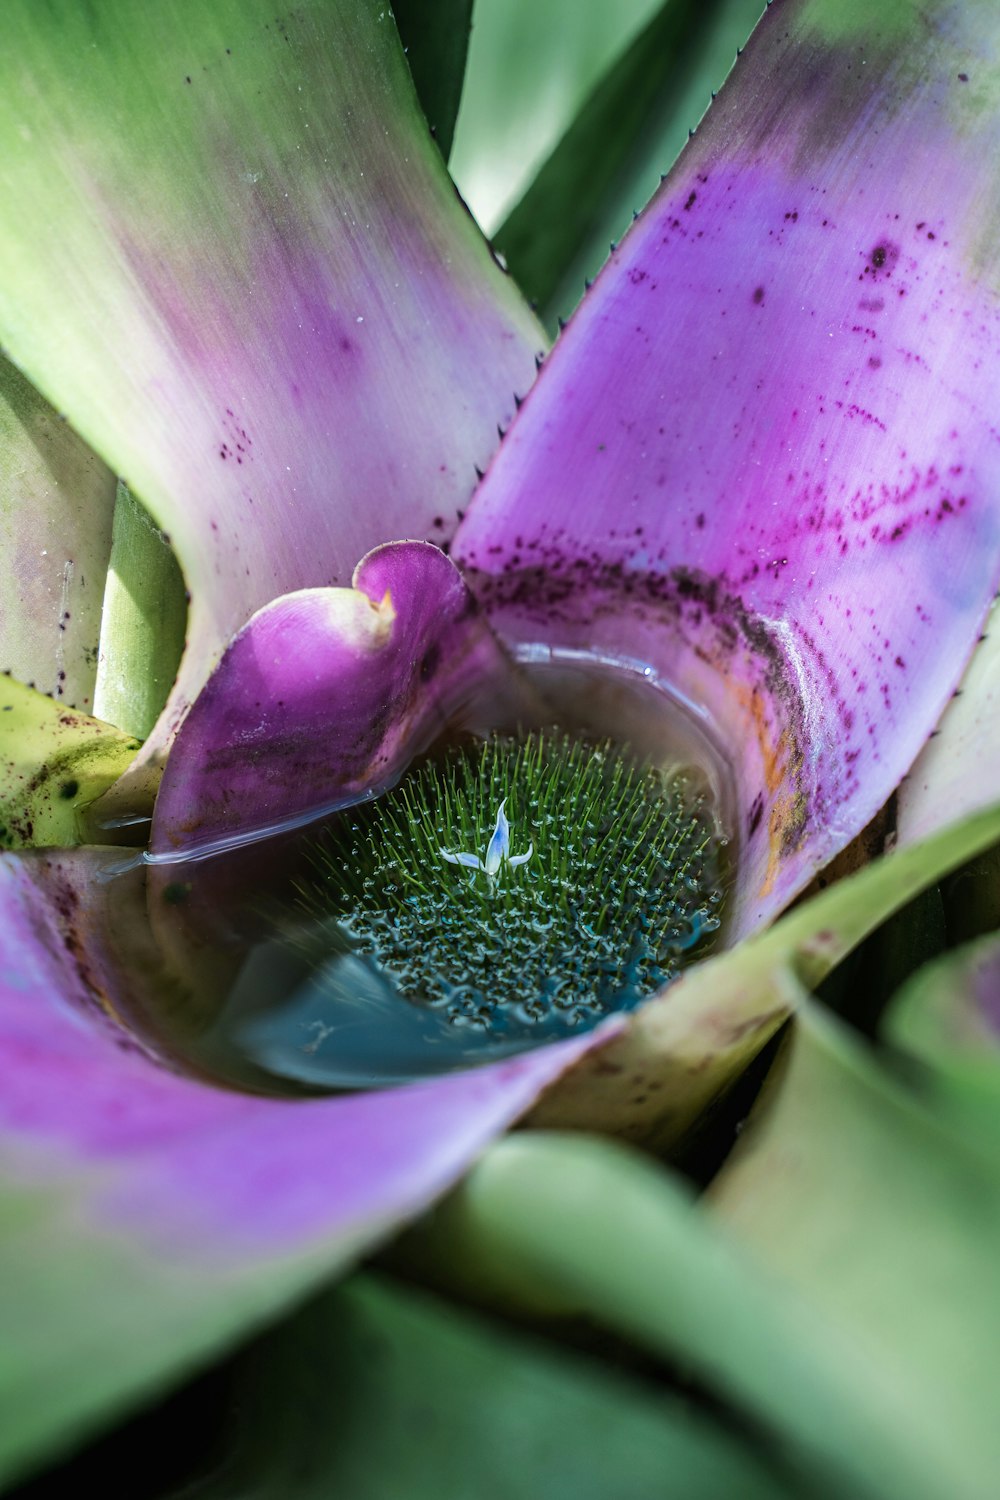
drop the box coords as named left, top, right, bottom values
left=299, top=732, right=727, bottom=1038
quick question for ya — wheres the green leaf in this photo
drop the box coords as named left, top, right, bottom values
left=494, top=0, right=764, bottom=328
left=0, top=678, right=139, bottom=849
left=160, top=1271, right=804, bottom=1500
left=883, top=930, right=1000, bottom=1149
left=707, top=998, right=1000, bottom=1500
left=815, top=883, right=947, bottom=1038
left=0, top=1164, right=346, bottom=1493
left=393, top=0, right=473, bottom=160
left=0, top=353, right=116, bottom=712
left=403, top=1129, right=948, bottom=1499
left=531, top=800, right=1000, bottom=1148
left=941, top=843, right=1000, bottom=947
left=449, top=0, right=664, bottom=231
left=92, top=482, right=187, bottom=743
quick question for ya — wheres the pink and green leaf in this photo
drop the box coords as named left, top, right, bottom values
left=0, top=0, right=543, bottom=782
left=3, top=1, right=1000, bottom=1480
left=0, top=848, right=596, bottom=1487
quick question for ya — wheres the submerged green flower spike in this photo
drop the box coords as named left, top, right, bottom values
left=303, top=732, right=726, bottom=1041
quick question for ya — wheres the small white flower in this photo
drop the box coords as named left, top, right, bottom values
left=440, top=798, right=533, bottom=887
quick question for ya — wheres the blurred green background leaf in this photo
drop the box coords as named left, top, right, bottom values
left=451, top=0, right=763, bottom=329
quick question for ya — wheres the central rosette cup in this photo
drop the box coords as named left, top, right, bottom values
left=143, top=543, right=735, bottom=1091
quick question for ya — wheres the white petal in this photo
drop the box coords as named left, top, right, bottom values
left=508, top=842, right=533, bottom=869
left=440, top=848, right=484, bottom=870
left=484, top=798, right=510, bottom=878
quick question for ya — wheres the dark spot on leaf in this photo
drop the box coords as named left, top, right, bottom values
left=864, top=241, right=899, bottom=281
left=58, top=779, right=79, bottom=800
left=419, top=643, right=441, bottom=683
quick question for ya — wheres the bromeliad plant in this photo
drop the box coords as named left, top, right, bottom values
left=3, top=0, right=1000, bottom=1493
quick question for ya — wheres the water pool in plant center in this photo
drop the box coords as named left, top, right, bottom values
left=124, top=651, right=734, bottom=1093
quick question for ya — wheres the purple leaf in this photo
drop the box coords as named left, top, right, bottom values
left=150, top=542, right=515, bottom=854
left=455, top=1, right=1000, bottom=938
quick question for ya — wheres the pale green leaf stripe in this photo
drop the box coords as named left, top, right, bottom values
left=450, top=0, right=664, bottom=230
left=0, top=354, right=116, bottom=712
left=93, top=482, right=187, bottom=743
